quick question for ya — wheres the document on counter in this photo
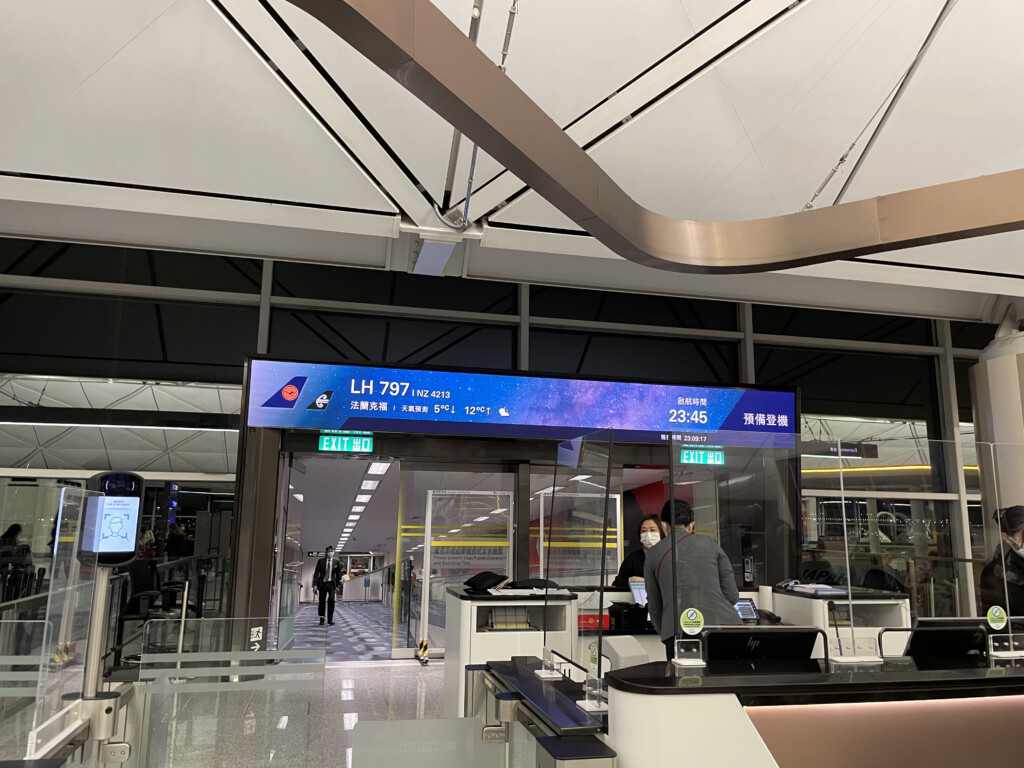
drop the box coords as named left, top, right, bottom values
left=785, top=583, right=847, bottom=597
left=487, top=588, right=573, bottom=596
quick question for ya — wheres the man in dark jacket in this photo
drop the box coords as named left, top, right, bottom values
left=313, top=546, right=343, bottom=625
left=644, top=500, right=741, bottom=660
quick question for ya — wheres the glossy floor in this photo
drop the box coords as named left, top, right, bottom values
left=291, top=601, right=394, bottom=662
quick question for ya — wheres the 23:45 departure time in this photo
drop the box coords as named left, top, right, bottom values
left=669, top=409, right=708, bottom=424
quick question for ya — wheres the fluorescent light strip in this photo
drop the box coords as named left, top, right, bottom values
left=0, top=421, right=237, bottom=432
left=351, top=506, right=365, bottom=513
left=489, top=507, right=508, bottom=515
left=367, top=462, right=391, bottom=475
left=348, top=514, right=361, bottom=521
left=361, top=480, right=379, bottom=491
left=355, top=495, right=371, bottom=503
left=292, top=494, right=304, bottom=502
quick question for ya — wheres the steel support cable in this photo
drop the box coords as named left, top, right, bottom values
left=804, top=0, right=960, bottom=210
left=436, top=0, right=519, bottom=232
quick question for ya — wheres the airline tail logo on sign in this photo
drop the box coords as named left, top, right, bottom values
left=306, top=391, right=333, bottom=410
left=262, top=377, right=307, bottom=408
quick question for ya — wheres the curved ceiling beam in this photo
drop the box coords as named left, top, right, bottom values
left=288, top=0, right=1024, bottom=275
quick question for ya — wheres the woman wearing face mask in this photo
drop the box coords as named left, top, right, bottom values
left=980, top=506, right=1024, bottom=617
left=612, top=515, right=665, bottom=588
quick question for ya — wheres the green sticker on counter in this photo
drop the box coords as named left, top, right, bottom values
left=987, top=605, right=1008, bottom=631
left=589, top=642, right=599, bottom=671
left=680, top=608, right=704, bottom=636
left=676, top=677, right=703, bottom=688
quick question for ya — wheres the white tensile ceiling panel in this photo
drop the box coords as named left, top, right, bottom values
left=0, top=0, right=396, bottom=212
left=790, top=230, right=1024, bottom=286
left=0, top=0, right=177, bottom=153
left=679, top=0, right=744, bottom=34
left=99, top=429, right=165, bottom=452
left=451, top=0, right=696, bottom=208
left=41, top=448, right=111, bottom=470
left=493, top=65, right=780, bottom=226
left=268, top=0, right=474, bottom=205
left=79, top=381, right=154, bottom=410
left=22, top=380, right=94, bottom=409
left=107, top=389, right=160, bottom=412
left=712, top=0, right=947, bottom=213
left=0, top=447, right=33, bottom=467
left=841, top=0, right=1024, bottom=199
left=172, top=452, right=229, bottom=473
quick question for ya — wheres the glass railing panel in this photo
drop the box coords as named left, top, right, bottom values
left=0, top=618, right=48, bottom=759
left=139, top=616, right=326, bottom=767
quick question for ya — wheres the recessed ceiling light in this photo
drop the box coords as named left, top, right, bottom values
left=474, top=516, right=489, bottom=522
left=348, top=514, right=361, bottom=521
left=292, top=493, right=304, bottom=502
left=361, top=480, right=379, bottom=491
left=288, top=484, right=294, bottom=490
left=448, top=529, right=460, bottom=534
left=351, top=505, right=365, bottom=513
left=355, top=495, right=371, bottom=503
left=367, top=462, right=391, bottom=475
left=533, top=486, right=563, bottom=496
left=569, top=475, right=591, bottom=482
left=345, top=523, right=356, bottom=528
left=489, top=507, right=508, bottom=515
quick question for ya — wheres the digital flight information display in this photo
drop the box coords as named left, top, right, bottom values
left=246, top=360, right=797, bottom=446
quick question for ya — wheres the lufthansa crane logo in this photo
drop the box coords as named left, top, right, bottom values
left=261, top=377, right=308, bottom=408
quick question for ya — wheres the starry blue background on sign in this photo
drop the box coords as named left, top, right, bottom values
left=246, top=361, right=795, bottom=443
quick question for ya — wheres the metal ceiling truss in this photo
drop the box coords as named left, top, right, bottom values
left=288, top=0, right=1024, bottom=275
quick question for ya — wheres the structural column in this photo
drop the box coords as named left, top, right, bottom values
left=970, top=329, right=1024, bottom=553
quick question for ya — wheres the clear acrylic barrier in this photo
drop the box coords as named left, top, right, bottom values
left=139, top=616, right=326, bottom=767
left=543, top=430, right=617, bottom=678
left=31, top=488, right=100, bottom=732
left=799, top=435, right=1018, bottom=665
left=666, top=429, right=800, bottom=651
left=975, top=440, right=1024, bottom=653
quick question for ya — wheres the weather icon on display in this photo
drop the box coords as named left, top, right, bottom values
left=499, top=407, right=510, bottom=417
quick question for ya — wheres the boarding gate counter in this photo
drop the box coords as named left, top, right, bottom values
left=436, top=425, right=1024, bottom=768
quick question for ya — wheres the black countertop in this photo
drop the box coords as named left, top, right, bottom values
left=605, top=660, right=1024, bottom=706
left=446, top=586, right=578, bottom=601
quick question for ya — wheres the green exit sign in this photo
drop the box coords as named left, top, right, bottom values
left=319, top=434, right=374, bottom=453
left=680, top=448, right=724, bottom=465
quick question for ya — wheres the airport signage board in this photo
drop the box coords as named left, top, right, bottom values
left=247, top=360, right=797, bottom=446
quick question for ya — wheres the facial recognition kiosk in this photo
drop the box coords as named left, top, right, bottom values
left=77, top=472, right=143, bottom=744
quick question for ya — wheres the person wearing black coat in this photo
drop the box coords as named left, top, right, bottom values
left=612, top=514, right=665, bottom=588
left=980, top=506, right=1024, bottom=617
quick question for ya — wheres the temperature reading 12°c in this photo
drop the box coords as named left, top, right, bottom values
left=465, top=406, right=491, bottom=416
left=668, top=409, right=708, bottom=424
